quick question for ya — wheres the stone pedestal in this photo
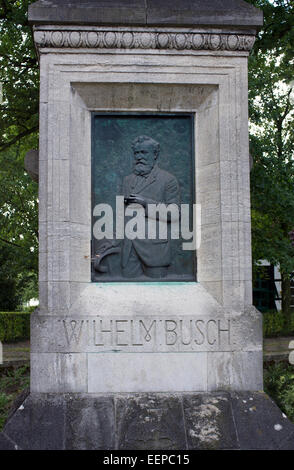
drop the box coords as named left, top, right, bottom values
left=30, top=0, right=264, bottom=394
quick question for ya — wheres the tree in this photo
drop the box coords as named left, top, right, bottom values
left=248, top=0, right=294, bottom=319
left=0, top=0, right=39, bottom=307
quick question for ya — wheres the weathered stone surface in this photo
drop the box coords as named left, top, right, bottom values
left=4, top=388, right=30, bottom=425
left=0, top=433, right=17, bottom=450
left=231, top=392, right=294, bottom=450
left=65, top=395, right=115, bottom=450
left=4, top=394, right=66, bottom=450
left=183, top=393, right=238, bottom=450
left=29, top=0, right=146, bottom=26
left=30, top=352, right=87, bottom=393
left=88, top=353, right=208, bottom=393
left=29, top=0, right=263, bottom=28
left=147, top=0, right=263, bottom=28
left=1, top=392, right=294, bottom=450
left=278, top=431, right=294, bottom=450
left=116, top=394, right=187, bottom=450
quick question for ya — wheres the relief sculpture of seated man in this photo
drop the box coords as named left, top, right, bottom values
left=122, top=135, right=180, bottom=279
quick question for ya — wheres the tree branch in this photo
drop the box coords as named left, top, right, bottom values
left=0, top=125, right=38, bottom=152
left=0, top=237, right=23, bottom=248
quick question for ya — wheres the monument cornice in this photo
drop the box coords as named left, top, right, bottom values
left=33, top=26, right=256, bottom=52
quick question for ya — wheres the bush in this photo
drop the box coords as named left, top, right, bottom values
left=264, top=362, right=294, bottom=423
left=0, top=280, right=21, bottom=311
left=0, top=365, right=30, bottom=431
left=263, top=310, right=285, bottom=337
left=263, top=310, right=294, bottom=337
left=0, top=312, right=30, bottom=342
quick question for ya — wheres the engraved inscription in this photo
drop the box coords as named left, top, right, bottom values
left=57, top=316, right=232, bottom=352
left=63, top=319, right=85, bottom=345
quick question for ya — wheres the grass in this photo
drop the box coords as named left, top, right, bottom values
left=264, top=361, right=294, bottom=422
left=0, top=365, right=29, bottom=431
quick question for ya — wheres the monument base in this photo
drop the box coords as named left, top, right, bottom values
left=1, top=392, right=294, bottom=450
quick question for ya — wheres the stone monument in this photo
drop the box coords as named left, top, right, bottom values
left=1, top=0, right=294, bottom=450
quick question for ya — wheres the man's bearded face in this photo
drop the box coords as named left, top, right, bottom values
left=133, top=141, right=157, bottom=176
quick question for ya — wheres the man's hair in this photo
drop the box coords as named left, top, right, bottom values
left=131, top=135, right=160, bottom=156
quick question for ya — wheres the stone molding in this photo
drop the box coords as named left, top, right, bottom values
left=33, top=29, right=256, bottom=52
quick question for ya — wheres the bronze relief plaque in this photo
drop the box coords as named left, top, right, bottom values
left=91, top=113, right=196, bottom=282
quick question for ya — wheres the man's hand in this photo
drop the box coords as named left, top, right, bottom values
left=124, top=194, right=147, bottom=207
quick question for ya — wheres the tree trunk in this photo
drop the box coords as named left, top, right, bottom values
left=281, top=272, right=292, bottom=329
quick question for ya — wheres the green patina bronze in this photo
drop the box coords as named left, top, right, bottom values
left=91, top=113, right=195, bottom=282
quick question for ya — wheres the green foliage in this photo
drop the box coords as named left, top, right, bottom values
left=249, top=63, right=294, bottom=274
left=0, top=280, right=21, bottom=311
left=247, top=0, right=294, bottom=74
left=0, top=311, right=30, bottom=342
left=0, top=392, right=11, bottom=430
left=263, top=310, right=294, bottom=337
left=20, top=304, right=35, bottom=313
left=264, top=362, right=294, bottom=422
left=0, top=0, right=39, bottom=152
left=0, top=365, right=29, bottom=430
left=0, top=0, right=39, bottom=306
left=246, top=1, right=294, bottom=316
left=263, top=310, right=286, bottom=337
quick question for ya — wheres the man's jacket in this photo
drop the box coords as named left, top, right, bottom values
left=122, top=164, right=180, bottom=268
